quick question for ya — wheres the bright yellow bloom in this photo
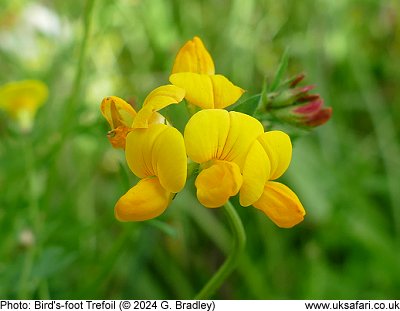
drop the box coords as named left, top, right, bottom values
left=100, top=85, right=185, bottom=149
left=169, top=37, right=245, bottom=109
left=101, top=85, right=187, bottom=221
left=253, top=131, right=306, bottom=228
left=115, top=123, right=187, bottom=221
left=0, top=80, right=48, bottom=130
left=184, top=109, right=305, bottom=228
left=184, top=109, right=270, bottom=208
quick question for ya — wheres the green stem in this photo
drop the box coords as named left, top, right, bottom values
left=194, top=200, right=246, bottom=299
left=62, top=0, right=96, bottom=129
left=18, top=135, right=41, bottom=299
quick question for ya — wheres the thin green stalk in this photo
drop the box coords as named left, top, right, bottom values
left=62, top=0, right=96, bottom=129
left=194, top=200, right=246, bottom=299
left=18, top=135, right=42, bottom=299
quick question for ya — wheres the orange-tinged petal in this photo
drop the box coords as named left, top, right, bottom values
left=239, top=140, right=270, bottom=206
left=184, top=109, right=230, bottom=163
left=134, top=85, right=185, bottom=129
left=258, top=131, right=292, bottom=180
left=125, top=124, right=187, bottom=193
left=210, top=75, right=245, bottom=109
left=221, top=111, right=265, bottom=166
left=0, top=80, right=48, bottom=118
left=115, top=177, right=171, bottom=221
left=253, top=181, right=306, bottom=228
left=195, top=160, right=242, bottom=208
left=107, top=126, right=132, bottom=149
left=169, top=73, right=214, bottom=109
left=171, top=36, right=215, bottom=75
left=100, top=96, right=136, bottom=129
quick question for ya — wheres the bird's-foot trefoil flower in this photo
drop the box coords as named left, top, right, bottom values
left=169, top=37, right=245, bottom=109
left=100, top=85, right=184, bottom=149
left=101, top=85, right=187, bottom=221
left=184, top=109, right=305, bottom=228
left=184, top=109, right=269, bottom=208
left=0, top=80, right=48, bottom=131
left=116, top=122, right=187, bottom=221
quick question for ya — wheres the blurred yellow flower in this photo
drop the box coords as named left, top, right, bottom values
left=185, top=109, right=305, bottom=228
left=101, top=85, right=187, bottom=221
left=0, top=80, right=48, bottom=130
left=169, top=36, right=244, bottom=109
left=100, top=85, right=184, bottom=149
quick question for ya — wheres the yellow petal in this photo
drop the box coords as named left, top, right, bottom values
left=195, top=160, right=242, bottom=208
left=221, top=111, right=265, bottom=166
left=150, top=125, right=187, bottom=193
left=169, top=73, right=244, bottom=109
left=184, top=109, right=230, bottom=163
left=239, top=140, right=270, bottom=206
left=125, top=124, right=187, bottom=193
left=115, top=177, right=171, bottom=221
left=100, top=96, right=136, bottom=129
left=169, top=73, right=214, bottom=109
left=133, top=85, right=185, bottom=129
left=253, top=181, right=306, bottom=228
left=171, top=36, right=215, bottom=75
left=258, top=131, right=292, bottom=180
left=0, top=80, right=48, bottom=118
left=210, top=75, right=245, bottom=109
left=148, top=111, right=166, bottom=125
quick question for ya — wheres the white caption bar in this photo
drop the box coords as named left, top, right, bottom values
left=0, top=300, right=399, bottom=311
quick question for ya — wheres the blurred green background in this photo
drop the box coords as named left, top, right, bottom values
left=1, top=0, right=400, bottom=299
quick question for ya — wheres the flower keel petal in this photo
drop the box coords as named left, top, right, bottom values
left=253, top=181, right=306, bottom=228
left=115, top=178, right=171, bottom=221
left=195, top=160, right=242, bottom=208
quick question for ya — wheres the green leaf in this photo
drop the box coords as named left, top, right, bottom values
left=229, top=94, right=261, bottom=116
left=269, top=48, right=289, bottom=92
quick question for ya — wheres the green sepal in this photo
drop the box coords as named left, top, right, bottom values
left=268, top=48, right=289, bottom=92
left=229, top=94, right=261, bottom=116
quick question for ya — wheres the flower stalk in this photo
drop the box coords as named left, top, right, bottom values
left=194, top=200, right=246, bottom=299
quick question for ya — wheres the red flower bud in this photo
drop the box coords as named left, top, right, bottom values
left=263, top=72, right=332, bottom=128
left=304, top=107, right=332, bottom=127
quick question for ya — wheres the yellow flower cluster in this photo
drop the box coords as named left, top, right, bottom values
left=100, top=37, right=305, bottom=228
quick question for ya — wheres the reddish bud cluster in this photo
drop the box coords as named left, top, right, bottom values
left=266, top=73, right=332, bottom=128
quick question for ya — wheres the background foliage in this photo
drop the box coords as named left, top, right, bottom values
left=1, top=0, right=400, bottom=299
